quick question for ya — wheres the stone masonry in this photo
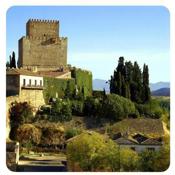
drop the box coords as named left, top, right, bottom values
left=18, top=19, right=67, bottom=70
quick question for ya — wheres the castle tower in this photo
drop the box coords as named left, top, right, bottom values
left=18, top=19, right=67, bottom=70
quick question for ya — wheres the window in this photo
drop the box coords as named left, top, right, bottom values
left=29, top=79, right=32, bottom=86
left=147, top=147, right=155, bottom=151
left=40, top=80, right=42, bottom=86
left=23, top=79, right=26, bottom=86
left=35, top=80, right=37, bottom=86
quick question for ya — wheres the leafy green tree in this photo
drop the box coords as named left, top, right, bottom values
left=67, top=131, right=120, bottom=171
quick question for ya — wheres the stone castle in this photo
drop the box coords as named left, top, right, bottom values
left=18, top=19, right=67, bottom=70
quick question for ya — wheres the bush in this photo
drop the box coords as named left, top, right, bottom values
left=67, top=131, right=120, bottom=171
left=41, top=125, right=65, bottom=146
left=135, top=99, right=164, bottom=118
left=51, top=98, right=72, bottom=122
left=119, top=148, right=139, bottom=171
left=138, top=144, right=170, bottom=172
left=16, top=124, right=41, bottom=145
left=102, top=94, right=137, bottom=121
left=10, top=101, right=33, bottom=127
left=84, top=97, right=102, bottom=117
left=71, top=100, right=84, bottom=116
left=65, top=128, right=82, bottom=140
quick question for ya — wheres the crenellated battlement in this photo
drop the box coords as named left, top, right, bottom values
left=26, top=18, right=59, bottom=37
left=28, top=19, right=59, bottom=24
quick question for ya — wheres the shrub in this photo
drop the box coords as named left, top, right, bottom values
left=138, top=144, right=170, bottom=172
left=51, top=98, right=72, bottom=122
left=84, top=97, right=102, bottom=117
left=135, top=99, right=164, bottom=118
left=102, top=94, right=137, bottom=121
left=67, top=131, right=120, bottom=171
left=71, top=100, right=84, bottom=116
left=16, top=124, right=41, bottom=145
left=65, top=128, right=82, bottom=140
left=119, top=148, right=139, bottom=171
left=41, top=125, right=65, bottom=146
left=10, top=101, right=33, bottom=127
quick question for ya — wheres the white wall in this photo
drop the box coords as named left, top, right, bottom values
left=119, top=144, right=162, bottom=153
left=20, top=75, right=43, bottom=88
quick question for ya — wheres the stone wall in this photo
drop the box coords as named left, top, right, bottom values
left=26, top=19, right=59, bottom=37
left=18, top=19, right=67, bottom=69
left=18, top=36, right=67, bottom=68
left=20, top=89, right=45, bottom=108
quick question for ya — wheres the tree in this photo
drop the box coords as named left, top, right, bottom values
left=130, top=61, right=142, bottom=103
left=11, top=51, right=16, bottom=68
left=110, top=57, right=150, bottom=104
left=142, top=64, right=151, bottom=103
left=6, top=61, right=10, bottom=68
left=9, top=51, right=16, bottom=68
left=67, top=131, right=120, bottom=171
left=9, top=55, right=12, bottom=68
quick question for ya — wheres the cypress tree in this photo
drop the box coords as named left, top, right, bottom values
left=9, top=55, right=12, bottom=68
left=11, top=51, right=16, bottom=68
left=142, top=64, right=150, bottom=103
left=110, top=57, right=150, bottom=104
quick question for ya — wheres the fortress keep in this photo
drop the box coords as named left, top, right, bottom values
left=18, top=19, right=67, bottom=70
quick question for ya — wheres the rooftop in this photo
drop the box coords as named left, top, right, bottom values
left=6, top=68, right=71, bottom=78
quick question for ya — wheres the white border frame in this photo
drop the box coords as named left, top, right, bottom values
left=0, top=0, right=174, bottom=175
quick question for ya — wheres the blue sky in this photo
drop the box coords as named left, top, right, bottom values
left=6, top=6, right=170, bottom=83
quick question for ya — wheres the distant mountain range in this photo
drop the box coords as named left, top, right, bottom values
left=149, top=82, right=170, bottom=91
left=93, top=79, right=170, bottom=95
left=151, top=88, right=170, bottom=96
